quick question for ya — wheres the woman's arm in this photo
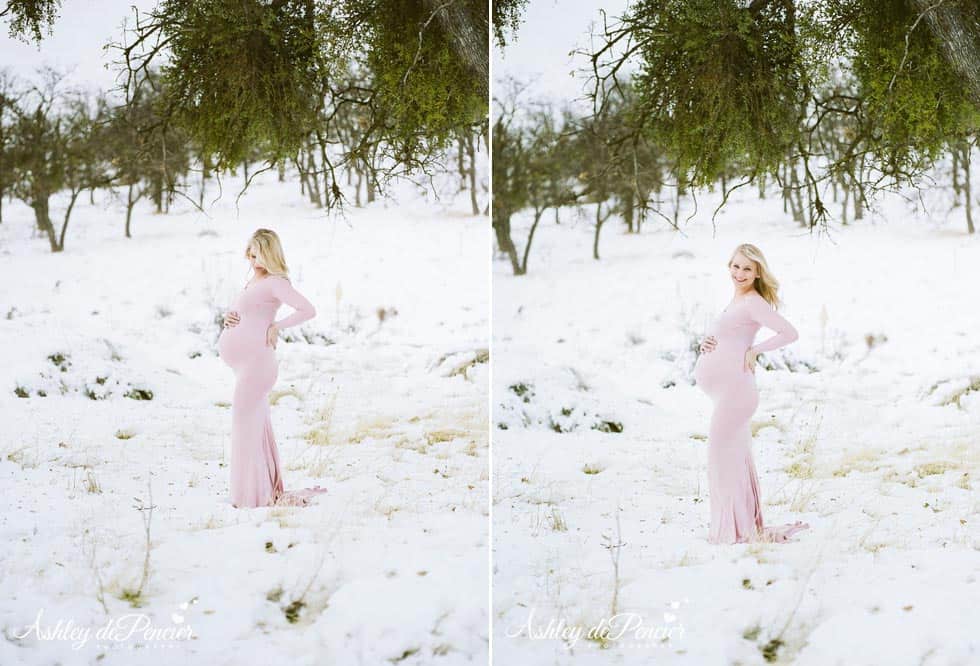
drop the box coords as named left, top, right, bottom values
left=747, top=294, right=798, bottom=353
left=270, top=277, right=316, bottom=329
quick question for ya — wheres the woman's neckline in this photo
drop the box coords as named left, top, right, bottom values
left=724, top=291, right=757, bottom=312
left=245, top=274, right=271, bottom=291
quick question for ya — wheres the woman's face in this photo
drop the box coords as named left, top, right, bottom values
left=729, top=252, right=759, bottom=291
left=247, top=244, right=266, bottom=271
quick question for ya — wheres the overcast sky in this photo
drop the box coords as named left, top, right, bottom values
left=492, top=0, right=632, bottom=110
left=0, top=0, right=156, bottom=94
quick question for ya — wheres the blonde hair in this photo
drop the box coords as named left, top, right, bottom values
left=730, top=243, right=781, bottom=309
left=246, top=228, right=290, bottom=281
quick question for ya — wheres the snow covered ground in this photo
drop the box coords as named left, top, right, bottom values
left=492, top=186, right=980, bottom=665
left=0, top=169, right=489, bottom=665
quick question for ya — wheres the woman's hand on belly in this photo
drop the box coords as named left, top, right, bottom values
left=699, top=335, right=717, bottom=354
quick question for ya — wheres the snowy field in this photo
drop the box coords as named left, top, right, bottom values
left=0, top=170, right=489, bottom=665
left=492, top=187, right=979, bottom=665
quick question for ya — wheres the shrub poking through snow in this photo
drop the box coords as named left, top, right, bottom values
left=12, top=350, right=153, bottom=400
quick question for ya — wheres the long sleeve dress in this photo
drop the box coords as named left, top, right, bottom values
left=693, top=290, right=810, bottom=544
left=217, top=275, right=326, bottom=508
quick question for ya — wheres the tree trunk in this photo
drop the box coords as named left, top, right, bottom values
left=313, top=129, right=332, bottom=207
left=593, top=201, right=607, bottom=260
left=963, top=142, right=975, bottom=234
left=521, top=207, right=545, bottom=273
left=636, top=190, right=645, bottom=233
left=781, top=162, right=790, bottom=214
left=952, top=145, right=961, bottom=202
left=853, top=158, right=865, bottom=221
left=456, top=135, right=466, bottom=191
left=789, top=166, right=805, bottom=226
left=466, top=132, right=479, bottom=215
left=841, top=179, right=850, bottom=226
left=57, top=188, right=82, bottom=252
left=913, top=0, right=980, bottom=106
left=366, top=163, right=376, bottom=203
left=420, top=0, right=488, bottom=102
left=673, top=185, right=681, bottom=227
left=493, top=213, right=522, bottom=275
left=125, top=182, right=136, bottom=238
left=199, top=155, right=211, bottom=209
left=304, top=148, right=322, bottom=207
left=32, top=196, right=59, bottom=252
left=293, top=155, right=307, bottom=196
left=623, top=191, right=634, bottom=233
left=151, top=174, right=163, bottom=213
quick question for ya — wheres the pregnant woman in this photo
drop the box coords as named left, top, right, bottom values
left=693, top=243, right=810, bottom=544
left=217, top=228, right=327, bottom=508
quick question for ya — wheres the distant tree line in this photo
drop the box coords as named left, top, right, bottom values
left=493, top=0, right=980, bottom=275
left=0, top=0, right=489, bottom=252
left=493, top=80, right=672, bottom=274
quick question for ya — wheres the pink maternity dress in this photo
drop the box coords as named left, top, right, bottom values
left=217, top=274, right=327, bottom=508
left=693, top=290, right=810, bottom=544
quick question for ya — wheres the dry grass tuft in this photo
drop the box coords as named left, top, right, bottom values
left=269, top=387, right=302, bottom=405
left=832, top=447, right=884, bottom=477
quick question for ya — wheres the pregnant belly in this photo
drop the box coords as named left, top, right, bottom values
left=694, top=345, right=746, bottom=396
left=218, top=322, right=269, bottom=368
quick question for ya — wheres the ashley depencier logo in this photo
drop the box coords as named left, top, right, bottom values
left=506, top=601, right=689, bottom=650
left=12, top=604, right=196, bottom=651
